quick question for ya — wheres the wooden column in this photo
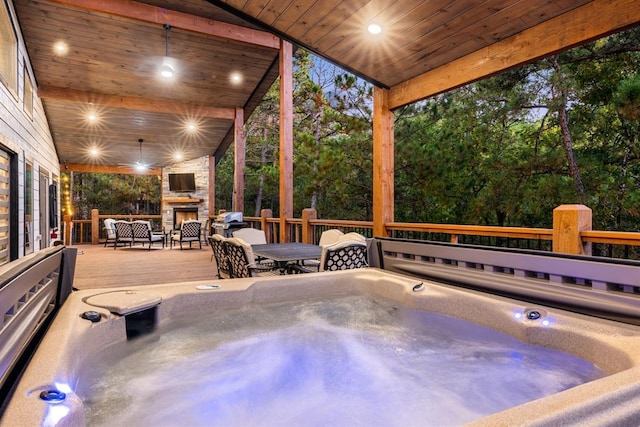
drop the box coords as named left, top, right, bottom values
left=233, top=107, right=245, bottom=213
left=208, top=155, right=216, bottom=221
left=372, top=86, right=395, bottom=237
left=553, top=204, right=592, bottom=255
left=279, top=40, right=294, bottom=243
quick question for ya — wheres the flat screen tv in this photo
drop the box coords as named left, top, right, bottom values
left=168, top=173, right=196, bottom=192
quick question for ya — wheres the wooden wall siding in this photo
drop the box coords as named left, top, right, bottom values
left=216, top=0, right=593, bottom=88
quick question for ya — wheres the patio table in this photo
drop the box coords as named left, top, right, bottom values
left=251, top=243, right=322, bottom=274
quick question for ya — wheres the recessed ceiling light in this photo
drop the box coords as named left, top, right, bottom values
left=89, top=147, right=99, bottom=157
left=186, top=122, right=197, bottom=131
left=53, top=41, right=68, bottom=55
left=367, top=24, right=382, bottom=35
left=87, top=113, right=97, bottom=122
left=230, top=72, right=242, bottom=84
left=174, top=153, right=183, bottom=161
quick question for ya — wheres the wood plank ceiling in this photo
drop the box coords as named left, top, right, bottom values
left=13, top=0, right=280, bottom=170
left=13, top=0, right=640, bottom=170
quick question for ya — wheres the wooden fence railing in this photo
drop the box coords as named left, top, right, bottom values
left=64, top=205, right=640, bottom=261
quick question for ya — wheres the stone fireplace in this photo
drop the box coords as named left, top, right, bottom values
left=162, top=156, right=210, bottom=232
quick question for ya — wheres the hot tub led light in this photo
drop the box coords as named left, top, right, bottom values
left=43, top=404, right=71, bottom=425
left=39, top=389, right=66, bottom=403
left=514, top=312, right=523, bottom=319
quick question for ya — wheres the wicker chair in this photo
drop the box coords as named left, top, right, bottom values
left=113, top=220, right=133, bottom=249
left=319, top=239, right=368, bottom=272
left=103, top=218, right=117, bottom=247
left=208, top=234, right=230, bottom=279
left=222, top=237, right=277, bottom=278
left=131, top=220, right=165, bottom=250
left=171, top=220, right=202, bottom=249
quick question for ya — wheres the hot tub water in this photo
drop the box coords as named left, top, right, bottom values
left=77, top=296, right=604, bottom=426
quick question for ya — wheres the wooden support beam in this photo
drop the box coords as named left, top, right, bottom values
left=208, top=156, right=216, bottom=221
left=372, top=86, right=394, bottom=238
left=62, top=163, right=161, bottom=175
left=38, top=86, right=235, bottom=120
left=389, top=0, right=640, bottom=109
left=279, top=40, right=294, bottom=243
left=47, top=0, right=280, bottom=49
left=233, top=107, right=245, bottom=214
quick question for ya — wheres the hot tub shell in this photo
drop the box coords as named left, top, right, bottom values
left=3, top=266, right=640, bottom=426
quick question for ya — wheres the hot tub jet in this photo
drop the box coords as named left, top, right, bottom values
left=39, top=389, right=66, bottom=403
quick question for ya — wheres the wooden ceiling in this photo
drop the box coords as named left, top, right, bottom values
left=13, top=0, right=640, bottom=170
left=13, top=0, right=280, bottom=170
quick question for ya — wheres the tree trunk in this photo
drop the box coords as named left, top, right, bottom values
left=552, top=57, right=586, bottom=203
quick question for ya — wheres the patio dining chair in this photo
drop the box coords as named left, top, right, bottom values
left=131, top=220, right=165, bottom=250
left=304, top=228, right=345, bottom=269
left=113, top=220, right=133, bottom=249
left=319, top=239, right=368, bottom=272
left=222, top=238, right=277, bottom=278
left=103, top=218, right=116, bottom=247
left=171, top=219, right=202, bottom=249
left=208, top=234, right=230, bottom=279
left=232, top=228, right=267, bottom=245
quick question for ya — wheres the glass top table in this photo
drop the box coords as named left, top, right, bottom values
left=251, top=243, right=322, bottom=273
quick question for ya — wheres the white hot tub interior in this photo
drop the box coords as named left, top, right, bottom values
left=2, top=268, right=640, bottom=426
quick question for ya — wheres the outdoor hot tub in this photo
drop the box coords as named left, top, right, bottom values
left=2, top=240, right=640, bottom=425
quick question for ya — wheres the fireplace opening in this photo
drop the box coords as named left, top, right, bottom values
left=173, top=207, right=198, bottom=230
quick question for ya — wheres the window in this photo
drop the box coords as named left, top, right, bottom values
left=0, top=1, right=17, bottom=95
left=23, top=66, right=33, bottom=118
left=24, top=161, right=33, bottom=254
left=0, top=148, right=9, bottom=265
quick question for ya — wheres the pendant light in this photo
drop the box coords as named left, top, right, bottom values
left=135, top=138, right=147, bottom=171
left=160, top=24, right=174, bottom=78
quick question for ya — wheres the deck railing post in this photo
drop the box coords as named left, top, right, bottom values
left=553, top=204, right=592, bottom=255
left=302, top=208, right=316, bottom=244
left=91, top=209, right=100, bottom=245
left=260, top=209, right=273, bottom=243
left=63, top=215, right=72, bottom=245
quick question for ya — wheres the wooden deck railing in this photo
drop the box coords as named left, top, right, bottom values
left=64, top=205, right=640, bottom=261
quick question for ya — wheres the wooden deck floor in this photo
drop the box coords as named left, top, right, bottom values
left=71, top=243, right=217, bottom=290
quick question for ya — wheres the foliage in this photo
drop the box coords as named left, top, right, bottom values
left=216, top=27, right=640, bottom=232
left=69, top=172, right=161, bottom=218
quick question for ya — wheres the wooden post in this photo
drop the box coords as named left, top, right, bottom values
left=208, top=155, right=216, bottom=223
left=302, top=208, right=317, bottom=244
left=261, top=209, right=273, bottom=243
left=553, top=204, right=592, bottom=255
left=372, top=86, right=394, bottom=237
left=279, top=40, right=294, bottom=243
left=91, top=209, right=99, bottom=245
left=233, top=107, right=245, bottom=213
left=63, top=214, right=72, bottom=245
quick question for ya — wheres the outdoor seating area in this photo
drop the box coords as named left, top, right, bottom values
left=207, top=228, right=369, bottom=277
left=107, top=219, right=165, bottom=250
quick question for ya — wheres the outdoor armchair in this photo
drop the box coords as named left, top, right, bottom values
left=131, top=220, right=165, bottom=250
left=113, top=220, right=133, bottom=249
left=171, top=219, right=202, bottom=249
left=103, top=218, right=116, bottom=247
